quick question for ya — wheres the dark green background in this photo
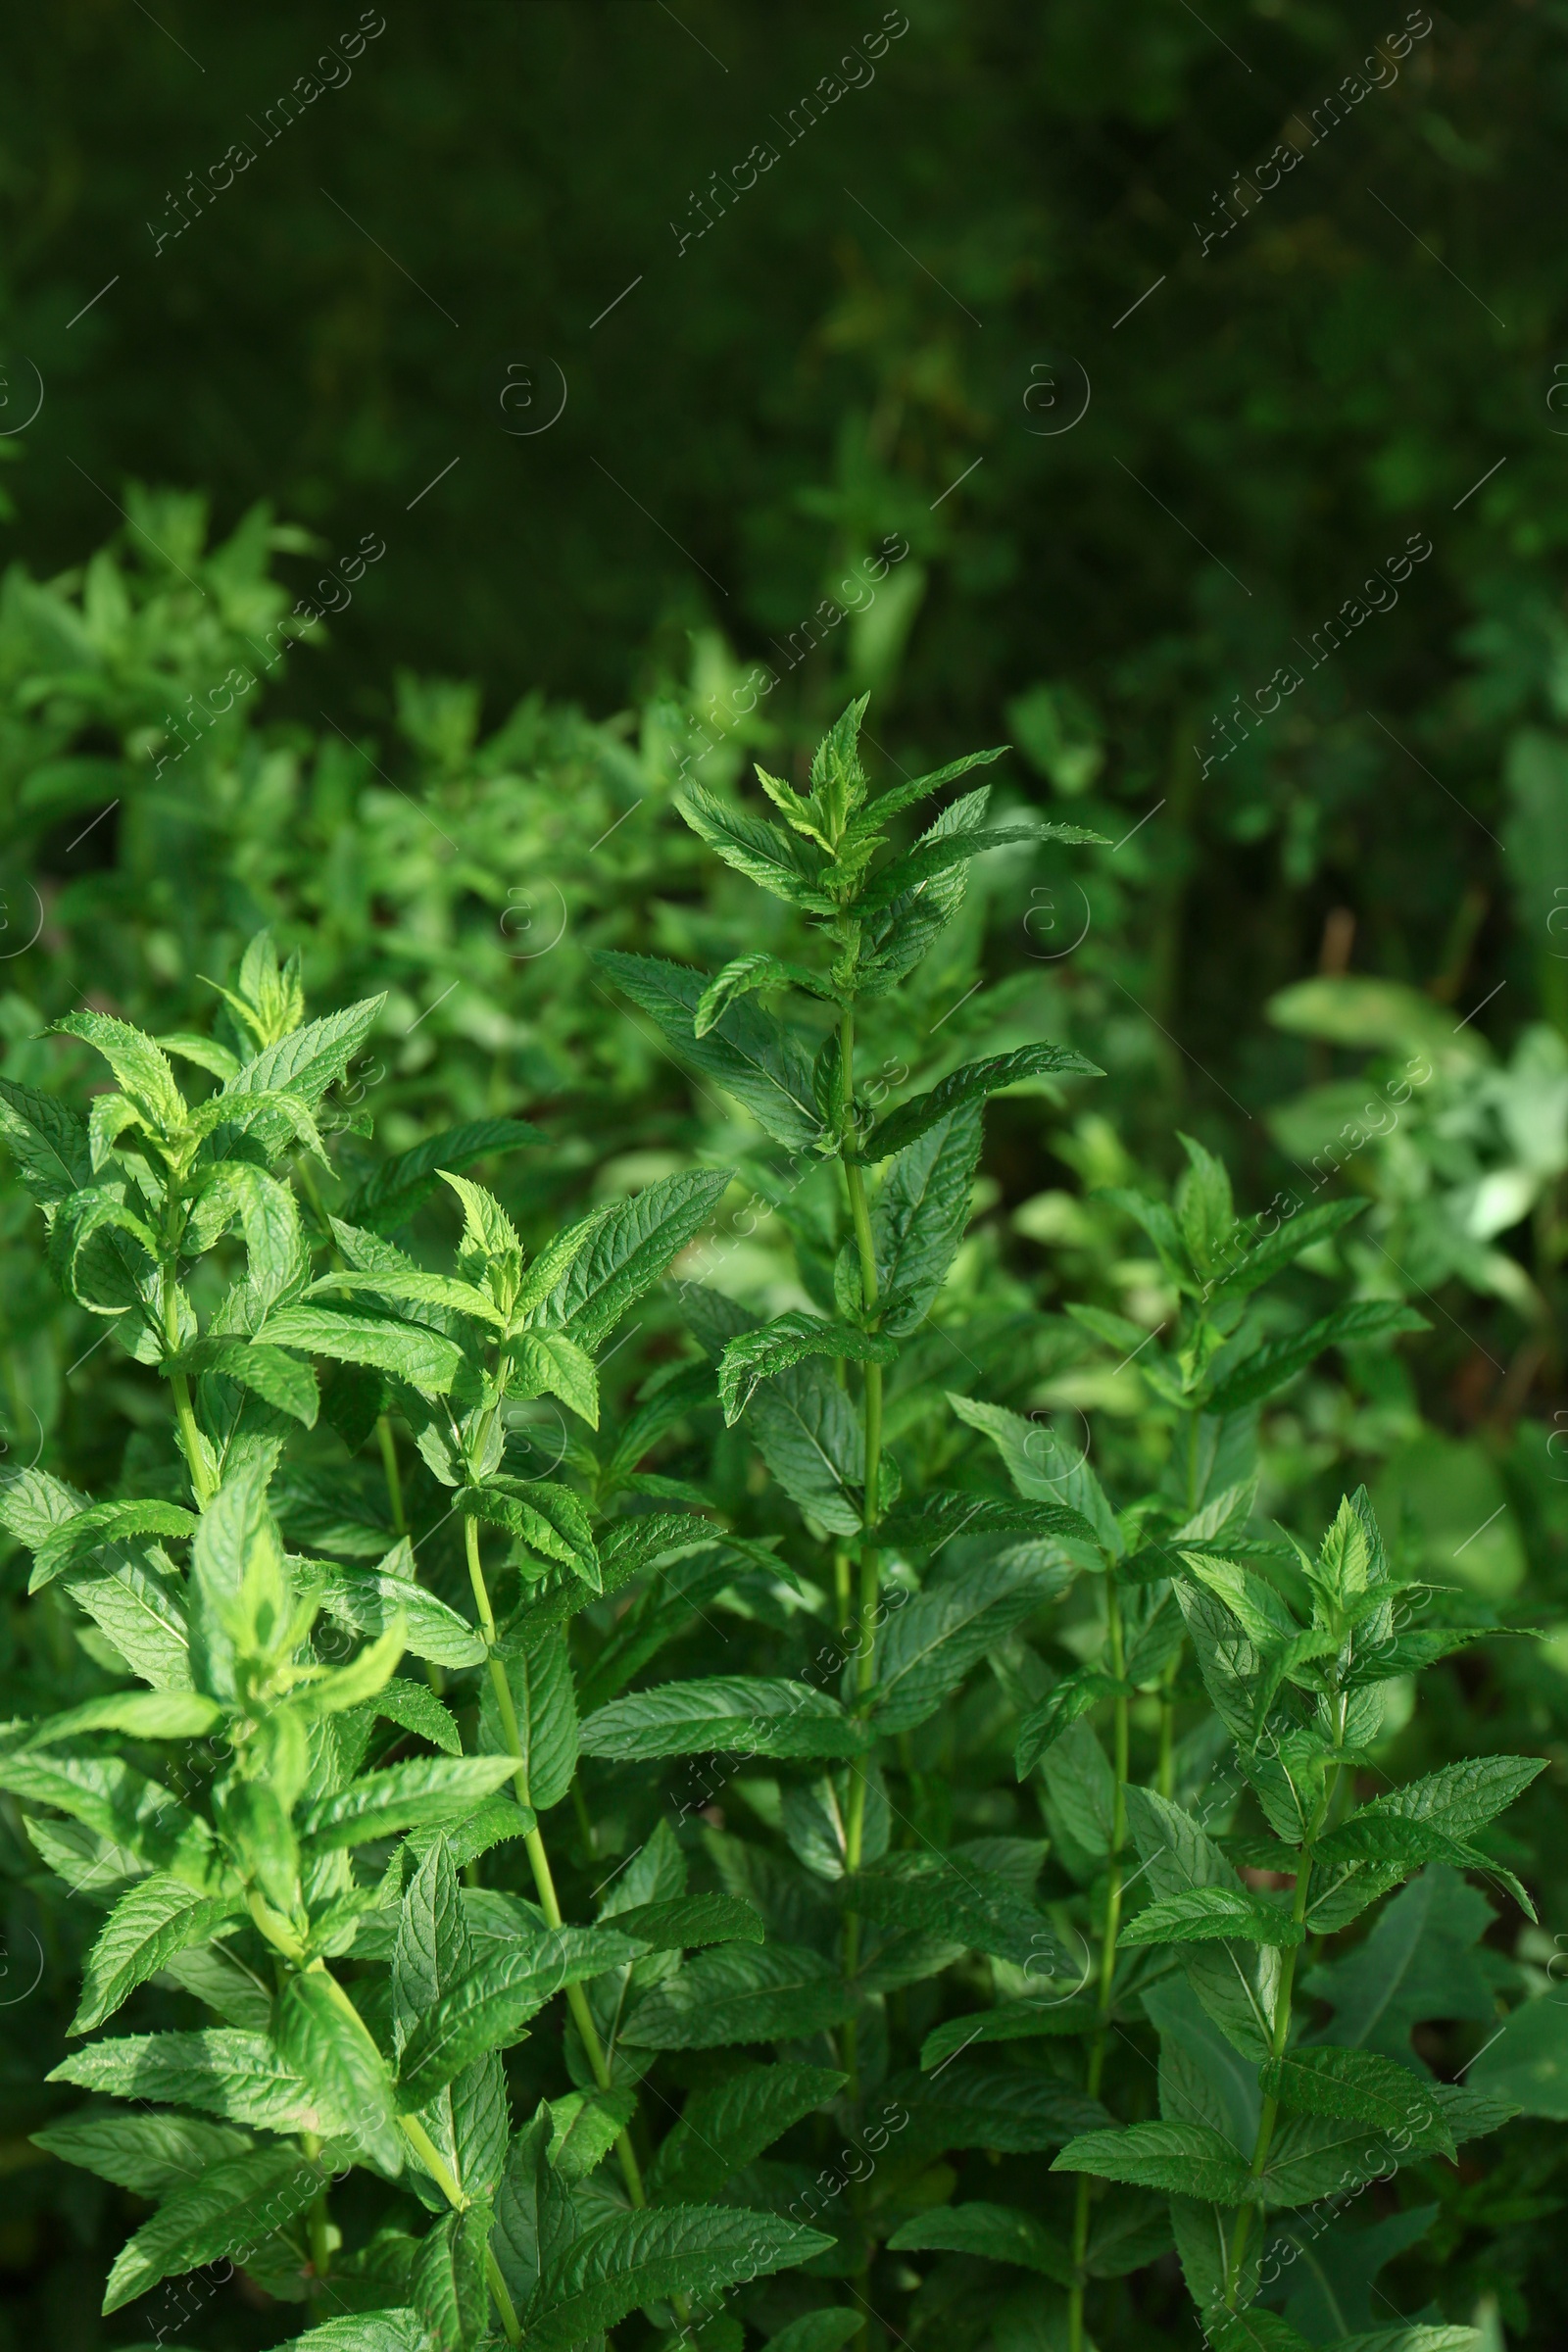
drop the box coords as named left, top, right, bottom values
left=7, top=0, right=1563, bottom=1104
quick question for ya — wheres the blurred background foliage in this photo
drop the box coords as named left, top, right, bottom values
left=2, top=0, right=1568, bottom=2344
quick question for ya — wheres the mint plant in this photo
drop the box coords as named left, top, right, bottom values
left=0, top=702, right=1543, bottom=2352
left=0, top=940, right=830, bottom=2346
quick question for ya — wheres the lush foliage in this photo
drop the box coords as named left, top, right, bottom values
left=4, top=12, right=1568, bottom=2338
left=0, top=665, right=1562, bottom=2352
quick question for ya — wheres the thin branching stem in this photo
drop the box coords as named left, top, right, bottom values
left=161, top=1231, right=214, bottom=1506
left=838, top=1003, right=884, bottom=2101
left=300, top=2132, right=332, bottom=2286
left=1069, top=1578, right=1129, bottom=2352
left=463, top=1509, right=648, bottom=2210
left=1223, top=1746, right=1344, bottom=2309
left=282, top=1959, right=520, bottom=2345
left=377, top=1414, right=408, bottom=1536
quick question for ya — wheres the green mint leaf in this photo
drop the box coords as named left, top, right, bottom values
left=546, top=2086, right=637, bottom=2180
left=621, top=1943, right=858, bottom=2050
left=1302, top=1868, right=1503, bottom=2063
left=0, top=1076, right=92, bottom=1205
left=694, top=952, right=832, bottom=1037
left=596, top=951, right=823, bottom=1151
left=61, top=1545, right=194, bottom=1692
left=718, top=1310, right=897, bottom=1424
left=1174, top=1131, right=1238, bottom=1279
left=676, top=779, right=830, bottom=907
left=187, top=1337, right=319, bottom=1427
left=466, top=1479, right=599, bottom=1587
left=1052, top=2120, right=1253, bottom=2204
left=647, top=2060, right=844, bottom=2202
left=1208, top=1196, right=1367, bottom=1301
left=871, top=1102, right=983, bottom=1335
left=413, top=2202, right=492, bottom=2350
left=509, top=1329, right=600, bottom=1427
left=49, top=2028, right=324, bottom=2133
left=288, top=2311, right=430, bottom=2349
left=309, top=1264, right=506, bottom=1327
left=340, top=1116, right=545, bottom=1233
left=221, top=995, right=385, bottom=1110
left=948, top=1390, right=1120, bottom=1555
left=550, top=1167, right=734, bottom=1348
left=396, top=1927, right=645, bottom=2108
left=394, top=1838, right=507, bottom=2203
left=259, top=1301, right=462, bottom=1395
left=1467, top=1995, right=1568, bottom=2122
left=871, top=1557, right=1060, bottom=1735
left=1016, top=1669, right=1125, bottom=1776
left=604, top=1891, right=762, bottom=1953
left=31, top=2108, right=252, bottom=2198
left=878, top=1490, right=1094, bottom=1554
left=1206, top=1300, right=1431, bottom=1416
left=845, top=743, right=1010, bottom=838
left=0, top=1749, right=213, bottom=1883
left=527, top=2204, right=833, bottom=2352
left=299, top=1755, right=524, bottom=1851
left=841, top=1851, right=1065, bottom=1969
left=308, top=1546, right=488, bottom=1671
left=102, top=2143, right=327, bottom=2313
left=28, top=1499, right=198, bottom=1590
left=1119, top=1886, right=1304, bottom=1949
left=52, top=1010, right=188, bottom=1135
left=894, top=2063, right=1108, bottom=2156
left=887, top=2199, right=1072, bottom=2281
left=920, top=1999, right=1098, bottom=2070
left=480, top=1628, right=578, bottom=1808
left=71, top=1872, right=242, bottom=2034
left=581, top=1676, right=871, bottom=1762
left=863, top=1043, right=1102, bottom=1162
left=370, top=1676, right=463, bottom=1755
left=1258, top=2046, right=1452, bottom=2148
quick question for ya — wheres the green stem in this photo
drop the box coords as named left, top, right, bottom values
left=837, top=1004, right=884, bottom=2102
left=398, top=2108, right=470, bottom=2213
left=833, top=1546, right=852, bottom=1638
left=277, top=1965, right=465, bottom=2224
left=1155, top=1399, right=1198, bottom=1806
left=486, top=2248, right=522, bottom=2346
left=247, top=1741, right=517, bottom=2346
left=1069, top=1583, right=1129, bottom=2352
left=1223, top=1853, right=1313, bottom=2307
left=310, top=1794, right=623, bottom=2343
left=524, top=1813, right=648, bottom=2206
left=464, top=1512, right=647, bottom=2211
left=301, top=2132, right=332, bottom=2284
left=1224, top=1738, right=1346, bottom=2313
left=377, top=1413, right=408, bottom=1536
left=294, top=1152, right=331, bottom=1239
left=302, top=1962, right=471, bottom=2214
left=386, top=1413, right=446, bottom=1693
left=169, top=1364, right=212, bottom=1504
left=161, top=1256, right=214, bottom=1507
left=1157, top=1653, right=1178, bottom=1801
left=1183, top=1403, right=1201, bottom=1514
